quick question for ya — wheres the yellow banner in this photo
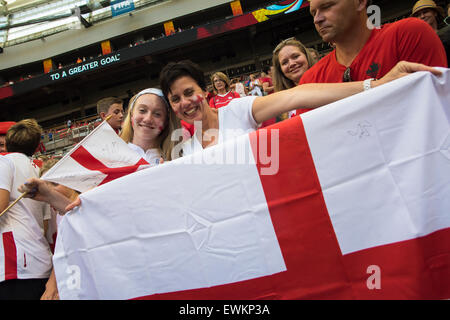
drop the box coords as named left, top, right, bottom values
left=230, top=0, right=243, bottom=16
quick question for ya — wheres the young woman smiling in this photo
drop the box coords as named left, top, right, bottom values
left=120, top=88, right=182, bottom=163
left=209, top=72, right=240, bottom=109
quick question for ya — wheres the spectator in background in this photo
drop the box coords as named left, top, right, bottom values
left=96, top=97, right=125, bottom=134
left=209, top=72, right=240, bottom=109
left=307, top=47, right=321, bottom=64
left=0, top=121, right=16, bottom=152
left=159, top=60, right=438, bottom=157
left=230, top=78, right=247, bottom=97
left=0, top=119, right=53, bottom=300
left=38, top=157, right=78, bottom=300
left=259, top=66, right=274, bottom=96
left=444, top=4, right=450, bottom=63
left=411, top=0, right=445, bottom=32
left=259, top=66, right=276, bottom=128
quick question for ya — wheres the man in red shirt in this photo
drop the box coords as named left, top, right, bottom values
left=298, top=0, right=447, bottom=114
left=0, top=121, right=16, bottom=153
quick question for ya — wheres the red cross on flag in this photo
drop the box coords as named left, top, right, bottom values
left=41, top=121, right=150, bottom=192
left=53, top=70, right=450, bottom=300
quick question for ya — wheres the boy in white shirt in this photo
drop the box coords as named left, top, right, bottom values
left=0, top=119, right=52, bottom=299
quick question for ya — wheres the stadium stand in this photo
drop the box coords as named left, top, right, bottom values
left=1, top=0, right=444, bottom=157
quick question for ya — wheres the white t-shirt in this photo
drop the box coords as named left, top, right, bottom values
left=182, top=96, right=258, bottom=156
left=0, top=153, right=52, bottom=282
left=127, top=143, right=161, bottom=165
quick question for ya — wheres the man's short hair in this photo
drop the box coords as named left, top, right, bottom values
left=160, top=60, right=207, bottom=98
left=6, top=119, right=42, bottom=157
left=96, top=97, right=123, bottom=115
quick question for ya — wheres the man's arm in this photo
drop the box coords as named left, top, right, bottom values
left=251, top=61, right=441, bottom=123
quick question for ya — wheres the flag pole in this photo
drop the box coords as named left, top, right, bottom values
left=0, top=192, right=27, bottom=218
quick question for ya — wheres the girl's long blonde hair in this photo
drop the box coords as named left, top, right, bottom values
left=120, top=89, right=181, bottom=161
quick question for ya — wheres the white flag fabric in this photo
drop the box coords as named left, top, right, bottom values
left=53, top=69, right=450, bottom=300
left=41, top=121, right=150, bottom=192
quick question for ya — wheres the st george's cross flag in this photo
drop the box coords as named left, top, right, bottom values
left=53, top=69, right=450, bottom=300
left=41, top=121, right=150, bottom=192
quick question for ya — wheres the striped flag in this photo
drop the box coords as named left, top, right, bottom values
left=53, top=69, right=450, bottom=300
left=41, top=121, right=150, bottom=193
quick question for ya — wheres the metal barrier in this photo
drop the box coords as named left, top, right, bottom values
left=42, top=122, right=97, bottom=156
